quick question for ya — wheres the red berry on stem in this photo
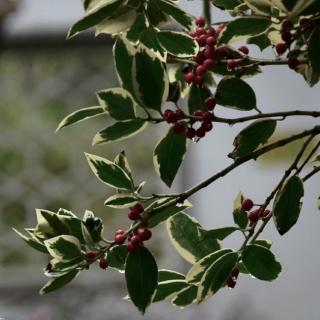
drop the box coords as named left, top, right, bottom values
left=206, top=28, right=216, bottom=37
left=194, top=51, right=205, bottom=64
left=239, top=46, right=249, bottom=55
left=195, top=27, right=206, bottom=36
left=184, top=72, right=195, bottom=84
left=204, top=96, right=217, bottom=110
left=196, top=126, right=206, bottom=138
left=206, top=36, right=216, bottom=47
left=128, top=208, right=140, bottom=220
left=99, top=258, right=108, bottom=270
left=186, top=127, right=196, bottom=139
left=194, top=75, right=204, bottom=86
left=227, top=59, right=237, bottom=71
left=173, top=122, right=186, bottom=134
left=133, top=202, right=144, bottom=214
left=281, top=31, right=292, bottom=43
left=202, top=111, right=214, bottom=123
left=137, top=228, right=152, bottom=241
left=195, top=16, right=205, bottom=27
left=248, top=209, right=260, bottom=224
left=213, top=47, right=228, bottom=59
left=203, top=58, right=215, bottom=70
left=201, top=121, right=213, bottom=132
left=196, top=65, right=206, bottom=76
left=130, top=235, right=142, bottom=247
left=127, top=242, right=137, bottom=252
left=193, top=110, right=204, bottom=118
left=197, top=34, right=208, bottom=47
left=275, top=43, right=287, bottom=55
left=84, top=251, right=97, bottom=261
left=282, top=19, right=293, bottom=30
left=115, top=228, right=125, bottom=235
left=114, top=233, right=127, bottom=245
left=288, top=57, right=299, bottom=69
left=241, top=198, right=254, bottom=211
left=204, top=48, right=214, bottom=59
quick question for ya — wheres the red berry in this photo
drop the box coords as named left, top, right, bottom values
left=227, top=59, right=237, bottom=71
left=226, top=275, right=237, bottom=288
left=196, top=126, right=206, bottom=138
left=186, top=127, right=196, bottom=139
left=282, top=19, right=293, bottom=30
left=248, top=209, right=260, bottom=224
left=193, top=51, right=205, bottom=64
left=133, top=202, right=144, bottom=214
left=261, top=209, right=271, bottom=221
left=193, top=110, right=204, bottom=118
left=84, top=251, right=97, bottom=261
left=206, top=36, right=216, bottom=47
left=201, top=121, right=213, bottom=132
left=196, top=65, right=206, bottom=76
left=127, top=242, right=138, bottom=252
left=137, top=228, right=152, bottom=241
left=128, top=209, right=140, bottom=220
left=195, top=27, right=206, bottom=36
left=174, top=109, right=184, bottom=120
left=130, top=235, right=142, bottom=247
left=99, top=258, right=108, bottom=269
left=115, top=228, right=125, bottom=235
left=163, top=109, right=175, bottom=123
left=288, top=57, right=299, bottom=69
left=203, top=58, right=215, bottom=70
left=194, top=75, right=204, bottom=86
left=241, top=198, right=254, bottom=211
left=195, top=16, right=206, bottom=27
left=206, top=28, right=216, bottom=37
left=275, top=43, right=287, bottom=55
left=114, top=233, right=127, bottom=245
left=197, top=34, right=208, bottom=47
left=215, top=24, right=225, bottom=36
left=239, top=46, right=249, bottom=55
left=173, top=122, right=186, bottom=134
left=231, top=267, right=240, bottom=278
left=213, top=47, right=228, bottom=59
left=184, top=72, right=195, bottom=84
left=281, top=31, right=292, bottom=43
left=204, top=96, right=217, bottom=110
left=204, top=48, right=214, bottom=59
left=202, top=111, right=214, bottom=123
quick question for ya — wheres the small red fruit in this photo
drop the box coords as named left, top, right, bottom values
left=128, top=209, right=140, bottom=220
left=99, top=258, right=108, bottom=270
left=133, top=202, right=144, bottom=214
left=194, top=75, right=204, bottom=86
left=186, top=127, right=196, bottom=139
left=202, top=111, right=214, bottom=123
left=213, top=47, right=228, bottom=59
left=137, top=228, right=152, bottom=241
left=127, top=242, right=138, bottom=252
left=282, top=19, right=293, bottom=31
left=193, top=110, right=204, bottom=118
left=196, top=126, right=206, bottom=138
left=248, top=209, right=260, bottom=224
left=206, top=28, right=216, bottom=37
left=115, top=228, right=125, bottom=235
left=241, top=198, right=254, bottom=211
left=130, top=235, right=142, bottom=247
left=227, top=59, right=237, bottom=71
left=206, top=36, right=216, bottom=47
left=204, top=96, right=217, bottom=110
left=84, top=251, right=97, bottom=261
left=203, top=58, right=215, bottom=70
left=173, top=122, right=186, bottom=134
left=281, top=31, right=292, bottom=43
left=114, top=233, right=127, bottom=245
left=197, top=34, right=208, bottom=47
left=195, top=27, right=206, bottom=36
left=288, top=57, right=299, bottom=70
left=195, top=16, right=206, bottom=27
left=201, top=121, right=213, bottom=132
left=275, top=43, right=287, bottom=55
left=184, top=72, right=195, bottom=84
left=239, top=46, right=249, bottom=55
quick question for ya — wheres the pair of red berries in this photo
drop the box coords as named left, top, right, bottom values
left=84, top=251, right=109, bottom=270
left=241, top=198, right=271, bottom=224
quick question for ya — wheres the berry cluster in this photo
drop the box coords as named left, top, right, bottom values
left=275, top=19, right=300, bottom=70
left=163, top=100, right=216, bottom=141
left=241, top=198, right=271, bottom=225
left=184, top=17, right=252, bottom=86
left=226, top=267, right=240, bottom=289
left=113, top=202, right=152, bottom=252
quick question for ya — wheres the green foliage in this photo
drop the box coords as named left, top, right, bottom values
left=16, top=0, right=320, bottom=314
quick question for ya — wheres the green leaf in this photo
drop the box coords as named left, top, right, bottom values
left=233, top=208, right=249, bottom=229
left=273, top=175, right=304, bottom=235
left=108, top=245, right=128, bottom=270
left=67, top=0, right=126, bottom=38
left=139, top=27, right=165, bottom=60
left=186, top=249, right=234, bottom=284
left=36, top=209, right=69, bottom=236
left=49, top=256, right=84, bottom=272
left=146, top=0, right=171, bottom=27
left=132, top=47, right=169, bottom=111
left=85, top=153, right=134, bottom=191
left=113, top=37, right=135, bottom=94
left=153, top=280, right=188, bottom=302
left=97, top=88, right=136, bottom=120
left=188, top=84, right=212, bottom=114
left=40, top=269, right=79, bottom=295
left=242, top=244, right=282, bottom=281
left=104, top=194, right=138, bottom=208
left=197, top=252, right=238, bottom=303
left=156, top=0, right=193, bottom=29
left=248, top=34, right=271, bottom=51
left=210, top=0, right=241, bottom=10
left=158, top=269, right=185, bottom=282
left=126, top=13, right=148, bottom=43
left=148, top=200, right=192, bottom=228
left=158, top=31, right=199, bottom=58
left=203, top=227, right=239, bottom=240
left=167, top=212, right=220, bottom=264
left=44, top=235, right=82, bottom=260
left=114, top=151, right=133, bottom=182
left=308, top=27, right=320, bottom=74
left=218, top=17, right=272, bottom=44
left=153, top=128, right=188, bottom=187
left=216, top=78, right=256, bottom=111
left=60, top=216, right=85, bottom=243
left=172, top=285, right=197, bottom=306
left=56, top=106, right=105, bottom=132
left=213, top=62, right=262, bottom=78
left=92, top=119, right=148, bottom=145
left=253, top=239, right=272, bottom=249
left=243, top=0, right=272, bottom=14
left=13, top=228, right=48, bottom=253
left=229, top=119, right=277, bottom=159
left=125, top=246, right=158, bottom=314
left=233, top=191, right=245, bottom=210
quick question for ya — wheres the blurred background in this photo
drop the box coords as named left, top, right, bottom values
left=0, top=0, right=319, bottom=319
